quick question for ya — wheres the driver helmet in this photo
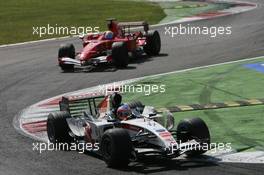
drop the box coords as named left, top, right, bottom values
left=110, top=92, right=122, bottom=108
left=117, top=104, right=131, bottom=120
left=105, top=31, right=114, bottom=39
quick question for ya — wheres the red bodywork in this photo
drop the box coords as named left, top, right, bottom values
left=75, top=20, right=149, bottom=65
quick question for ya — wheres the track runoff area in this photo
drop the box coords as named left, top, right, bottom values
left=16, top=56, right=264, bottom=163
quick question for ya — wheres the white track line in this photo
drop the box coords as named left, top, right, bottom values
left=0, top=36, right=72, bottom=48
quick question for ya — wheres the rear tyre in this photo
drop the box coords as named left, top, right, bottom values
left=47, top=111, right=73, bottom=149
left=58, top=43, right=75, bottom=72
left=144, top=30, right=161, bottom=56
left=176, top=117, right=210, bottom=156
left=100, top=128, right=132, bottom=168
left=112, top=42, right=129, bottom=68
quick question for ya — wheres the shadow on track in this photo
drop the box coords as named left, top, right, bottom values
left=60, top=53, right=168, bottom=73
left=85, top=151, right=219, bottom=174
left=121, top=155, right=219, bottom=174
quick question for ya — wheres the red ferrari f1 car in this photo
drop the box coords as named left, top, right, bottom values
left=57, top=19, right=161, bottom=72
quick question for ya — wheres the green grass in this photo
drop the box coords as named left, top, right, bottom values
left=0, top=0, right=233, bottom=44
left=159, top=1, right=232, bottom=24
left=123, top=57, right=264, bottom=151
left=0, top=0, right=165, bottom=44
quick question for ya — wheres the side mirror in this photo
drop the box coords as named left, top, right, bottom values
left=79, top=34, right=85, bottom=40
left=152, top=111, right=175, bottom=131
left=166, top=111, right=175, bottom=131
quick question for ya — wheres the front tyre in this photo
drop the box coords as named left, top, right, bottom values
left=59, top=64, right=74, bottom=72
left=112, top=42, right=129, bottom=68
left=47, top=111, right=73, bottom=147
left=100, top=128, right=132, bottom=168
left=58, top=43, right=75, bottom=72
left=176, top=117, right=210, bottom=156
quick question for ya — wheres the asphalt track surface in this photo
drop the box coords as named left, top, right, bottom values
left=0, top=0, right=264, bottom=174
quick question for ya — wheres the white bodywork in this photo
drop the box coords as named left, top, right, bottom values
left=122, top=118, right=176, bottom=148
left=63, top=95, right=202, bottom=157
left=60, top=57, right=81, bottom=66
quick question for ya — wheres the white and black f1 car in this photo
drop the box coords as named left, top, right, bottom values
left=47, top=93, right=210, bottom=168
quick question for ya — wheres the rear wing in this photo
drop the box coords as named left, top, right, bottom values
left=59, top=94, right=109, bottom=117
left=118, top=21, right=149, bottom=33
